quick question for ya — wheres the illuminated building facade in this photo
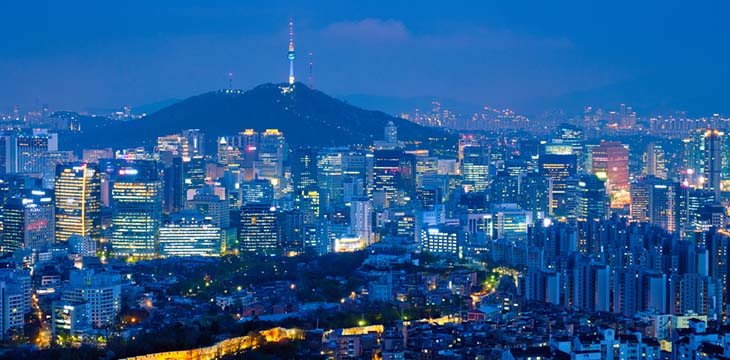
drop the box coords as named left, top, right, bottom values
left=62, top=269, right=121, bottom=328
left=184, top=190, right=230, bottom=228
left=317, top=148, right=344, bottom=208
left=460, top=145, right=489, bottom=192
left=111, top=162, right=163, bottom=258
left=420, top=226, right=462, bottom=257
left=1, top=189, right=55, bottom=253
left=538, top=154, right=576, bottom=217
left=159, top=212, right=222, bottom=257
left=571, top=174, right=608, bottom=222
left=54, top=163, right=101, bottom=241
left=631, top=176, right=679, bottom=232
left=373, top=150, right=401, bottom=207
left=239, top=203, right=279, bottom=253
left=591, top=141, right=629, bottom=191
left=492, top=204, right=533, bottom=242
left=349, top=196, right=372, bottom=245
left=256, top=129, right=286, bottom=191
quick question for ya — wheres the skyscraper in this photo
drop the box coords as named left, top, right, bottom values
left=349, top=196, right=372, bottom=245
left=255, top=129, right=286, bottom=190
left=183, top=155, right=205, bottom=200
left=240, top=179, right=274, bottom=206
left=1, top=189, right=55, bottom=253
left=239, top=203, right=279, bottom=254
left=643, top=143, right=667, bottom=180
left=54, top=163, right=101, bottom=241
left=630, top=177, right=679, bottom=232
left=2, top=129, right=58, bottom=175
left=571, top=174, right=608, bottom=222
left=591, top=141, right=629, bottom=191
left=291, top=147, right=317, bottom=193
left=460, top=145, right=489, bottom=192
left=317, top=148, right=344, bottom=208
left=111, top=161, right=163, bottom=258
left=182, top=129, right=205, bottom=157
left=373, top=150, right=402, bottom=207
left=706, top=130, right=723, bottom=201
left=554, top=124, right=585, bottom=171
left=539, top=154, right=577, bottom=217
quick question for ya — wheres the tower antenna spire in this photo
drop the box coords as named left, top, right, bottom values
left=308, top=51, right=313, bottom=89
left=287, top=18, right=296, bottom=85
left=228, top=72, right=233, bottom=90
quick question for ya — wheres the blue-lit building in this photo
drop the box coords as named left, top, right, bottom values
left=239, top=203, right=279, bottom=254
left=110, top=161, right=163, bottom=258
left=1, top=189, right=55, bottom=253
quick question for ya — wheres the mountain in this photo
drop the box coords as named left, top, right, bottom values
left=62, top=82, right=453, bottom=152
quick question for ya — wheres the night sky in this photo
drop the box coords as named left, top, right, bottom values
left=2, top=1, right=729, bottom=114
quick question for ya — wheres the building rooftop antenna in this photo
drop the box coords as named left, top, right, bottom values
left=308, top=51, right=313, bottom=89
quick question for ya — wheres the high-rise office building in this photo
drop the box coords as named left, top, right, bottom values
left=643, top=143, right=667, bottom=180
left=492, top=204, right=533, bottom=242
left=255, top=129, right=286, bottom=190
left=460, top=145, right=489, bottom=192
left=182, top=129, right=205, bottom=157
left=539, top=154, right=576, bottom=217
left=1, top=189, right=55, bottom=253
left=683, top=129, right=709, bottom=188
left=349, top=196, right=372, bottom=245
left=159, top=212, right=222, bottom=257
left=591, top=141, right=629, bottom=191
left=571, top=174, right=608, bottom=222
left=54, top=163, right=101, bottom=241
left=374, top=121, right=404, bottom=150
left=291, top=148, right=318, bottom=193
left=156, top=134, right=190, bottom=160
left=317, top=148, right=345, bottom=208
left=630, top=176, right=679, bottom=232
left=240, top=179, right=274, bottom=206
left=183, top=155, right=205, bottom=200
left=2, top=129, right=58, bottom=175
left=239, top=203, right=279, bottom=254
left=554, top=124, right=585, bottom=171
left=518, top=173, right=552, bottom=217
left=706, top=130, right=723, bottom=201
left=111, top=161, right=163, bottom=258
left=373, top=150, right=402, bottom=207
left=184, top=189, right=230, bottom=228
left=490, top=173, right=519, bottom=205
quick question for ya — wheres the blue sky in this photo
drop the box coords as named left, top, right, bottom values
left=1, top=1, right=728, bottom=114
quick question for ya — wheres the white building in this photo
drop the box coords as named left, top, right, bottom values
left=62, top=269, right=121, bottom=328
left=349, top=197, right=372, bottom=245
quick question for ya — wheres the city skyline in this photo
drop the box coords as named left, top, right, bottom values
left=4, top=3, right=730, bottom=359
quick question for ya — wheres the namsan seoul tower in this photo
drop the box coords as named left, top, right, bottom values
left=288, top=18, right=295, bottom=85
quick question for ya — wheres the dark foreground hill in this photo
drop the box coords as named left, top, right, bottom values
left=62, top=83, right=453, bottom=152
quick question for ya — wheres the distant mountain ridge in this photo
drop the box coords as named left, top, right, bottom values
left=62, top=82, right=452, bottom=152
